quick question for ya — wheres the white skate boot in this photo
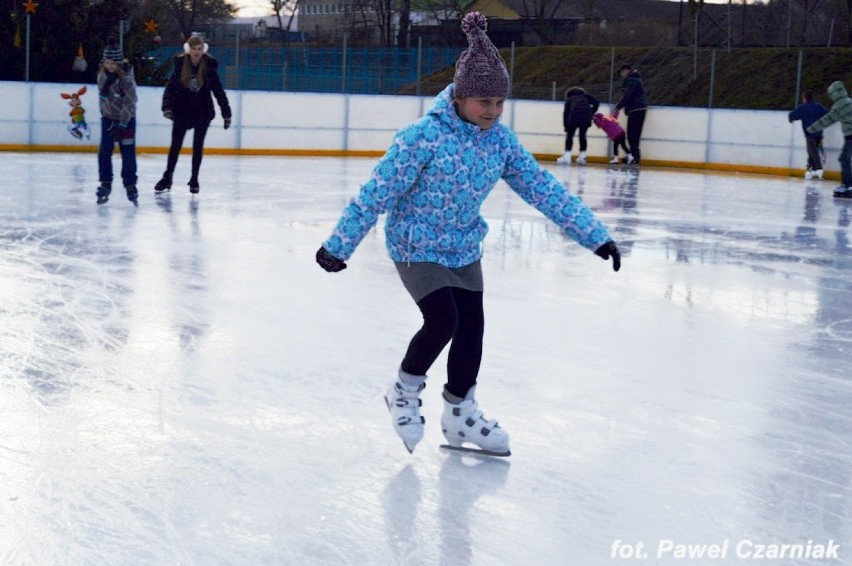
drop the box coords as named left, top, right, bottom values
left=556, top=151, right=572, bottom=165
left=441, top=386, right=510, bottom=456
left=384, top=372, right=426, bottom=453
left=804, top=168, right=814, bottom=180
left=577, top=151, right=587, bottom=165
left=815, top=169, right=824, bottom=180
left=609, top=155, right=620, bottom=164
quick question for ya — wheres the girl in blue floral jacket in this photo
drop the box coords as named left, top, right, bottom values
left=316, top=12, right=621, bottom=456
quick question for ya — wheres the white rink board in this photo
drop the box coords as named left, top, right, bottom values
left=0, top=80, right=844, bottom=175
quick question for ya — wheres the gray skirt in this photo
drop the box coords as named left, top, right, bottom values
left=394, top=260, right=484, bottom=302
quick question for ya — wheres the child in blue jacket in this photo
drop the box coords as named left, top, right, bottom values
left=789, top=89, right=828, bottom=180
left=315, top=12, right=621, bottom=456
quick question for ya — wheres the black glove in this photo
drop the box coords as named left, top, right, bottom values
left=163, top=109, right=174, bottom=121
left=316, top=247, right=347, bottom=272
left=594, top=240, right=621, bottom=272
left=224, top=117, right=231, bottom=130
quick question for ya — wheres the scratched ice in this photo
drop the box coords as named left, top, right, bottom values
left=1, top=152, right=850, bottom=565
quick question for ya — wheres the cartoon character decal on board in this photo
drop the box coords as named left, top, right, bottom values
left=60, top=86, right=90, bottom=140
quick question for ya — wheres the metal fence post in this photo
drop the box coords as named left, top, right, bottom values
left=341, top=33, right=347, bottom=94
left=693, top=14, right=698, bottom=81
left=235, top=27, right=240, bottom=90
left=608, top=47, right=614, bottom=103
left=416, top=37, right=422, bottom=97
left=508, top=41, right=515, bottom=100
left=708, top=50, right=716, bottom=109
left=794, top=49, right=803, bottom=108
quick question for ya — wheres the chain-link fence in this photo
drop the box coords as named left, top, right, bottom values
left=136, top=41, right=852, bottom=111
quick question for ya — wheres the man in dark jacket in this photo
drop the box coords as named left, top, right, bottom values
left=612, top=64, right=647, bottom=164
left=789, top=89, right=829, bottom=180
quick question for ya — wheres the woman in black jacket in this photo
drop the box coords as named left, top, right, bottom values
left=155, top=35, right=231, bottom=194
left=557, top=86, right=599, bottom=165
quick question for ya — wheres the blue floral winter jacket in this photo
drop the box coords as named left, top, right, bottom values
left=322, top=84, right=612, bottom=268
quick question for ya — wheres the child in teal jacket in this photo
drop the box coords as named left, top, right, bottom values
left=316, top=13, right=621, bottom=456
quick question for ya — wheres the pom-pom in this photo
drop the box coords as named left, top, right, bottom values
left=461, top=11, right=487, bottom=34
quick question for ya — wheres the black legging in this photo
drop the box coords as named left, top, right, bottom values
left=165, top=120, right=211, bottom=180
left=400, top=287, right=484, bottom=399
left=565, top=123, right=589, bottom=152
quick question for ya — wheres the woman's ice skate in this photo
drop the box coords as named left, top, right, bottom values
left=384, top=377, right=425, bottom=453
left=440, top=387, right=510, bottom=457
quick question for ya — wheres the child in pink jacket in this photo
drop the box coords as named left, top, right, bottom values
left=593, top=112, right=632, bottom=164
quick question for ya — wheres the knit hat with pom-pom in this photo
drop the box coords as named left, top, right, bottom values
left=102, top=37, right=124, bottom=62
left=453, top=12, right=509, bottom=99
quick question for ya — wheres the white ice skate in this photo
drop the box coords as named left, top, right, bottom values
left=804, top=169, right=814, bottom=180
left=384, top=376, right=425, bottom=454
left=609, top=155, right=620, bottom=164
left=577, top=151, right=587, bottom=165
left=556, top=151, right=572, bottom=165
left=440, top=387, right=510, bottom=457
left=814, top=169, right=824, bottom=180
left=625, top=154, right=636, bottom=165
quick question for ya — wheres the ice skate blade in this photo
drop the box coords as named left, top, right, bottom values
left=440, top=444, right=511, bottom=457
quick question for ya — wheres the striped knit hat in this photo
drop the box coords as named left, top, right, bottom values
left=102, top=38, right=123, bottom=62
left=453, top=12, right=509, bottom=99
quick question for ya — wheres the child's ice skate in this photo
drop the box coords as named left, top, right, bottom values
left=96, top=183, right=111, bottom=205
left=814, top=169, right=824, bottom=180
left=576, top=151, right=587, bottom=165
left=834, top=186, right=852, bottom=199
left=556, top=151, right=572, bottom=165
left=384, top=373, right=426, bottom=453
left=440, top=386, right=510, bottom=457
left=154, top=173, right=172, bottom=193
left=609, top=155, right=620, bottom=164
left=805, top=168, right=814, bottom=180
left=125, top=185, right=138, bottom=206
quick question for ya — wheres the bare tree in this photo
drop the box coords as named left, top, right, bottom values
left=155, top=0, right=237, bottom=39
left=845, top=0, right=852, bottom=45
left=577, top=0, right=597, bottom=45
left=397, top=0, right=412, bottom=47
left=350, top=0, right=393, bottom=46
left=518, top=0, right=570, bottom=44
left=270, top=0, right=299, bottom=45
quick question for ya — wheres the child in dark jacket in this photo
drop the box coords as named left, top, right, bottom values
left=315, top=13, right=621, bottom=457
left=789, top=89, right=829, bottom=180
left=155, top=34, right=231, bottom=195
left=593, top=113, right=630, bottom=164
left=96, top=38, right=138, bottom=206
left=557, top=87, right=599, bottom=165
left=807, top=81, right=852, bottom=198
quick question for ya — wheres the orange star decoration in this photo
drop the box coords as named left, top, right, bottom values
left=23, top=0, right=38, bottom=14
left=144, top=18, right=159, bottom=33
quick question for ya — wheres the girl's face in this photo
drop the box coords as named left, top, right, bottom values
left=455, top=96, right=505, bottom=130
left=189, top=43, right=205, bottom=64
left=102, top=59, right=119, bottom=72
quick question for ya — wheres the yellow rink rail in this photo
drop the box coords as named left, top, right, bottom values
left=0, top=144, right=840, bottom=181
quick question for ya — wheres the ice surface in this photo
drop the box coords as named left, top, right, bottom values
left=1, top=152, right=850, bottom=565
